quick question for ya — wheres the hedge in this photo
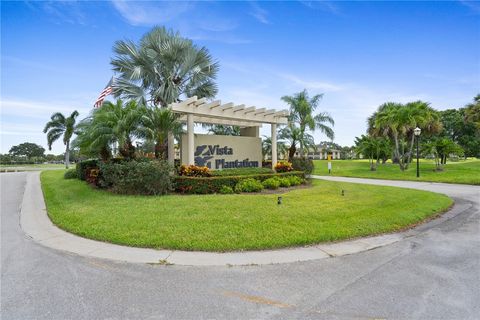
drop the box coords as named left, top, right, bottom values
left=76, top=159, right=99, bottom=181
left=98, top=160, right=173, bottom=195
left=174, top=171, right=305, bottom=194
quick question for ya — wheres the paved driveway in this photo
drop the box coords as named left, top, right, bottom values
left=1, top=172, right=479, bottom=319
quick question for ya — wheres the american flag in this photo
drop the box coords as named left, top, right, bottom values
left=94, top=77, right=114, bottom=108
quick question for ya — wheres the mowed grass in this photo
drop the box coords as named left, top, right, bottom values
left=41, top=170, right=452, bottom=252
left=0, top=163, right=66, bottom=171
left=313, top=159, right=480, bottom=185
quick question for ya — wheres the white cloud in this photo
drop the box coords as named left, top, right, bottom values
left=111, top=0, right=193, bottom=26
left=0, top=99, right=91, bottom=120
left=278, top=73, right=343, bottom=92
left=249, top=2, right=270, bottom=24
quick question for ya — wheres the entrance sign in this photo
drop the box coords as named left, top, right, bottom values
left=169, top=96, right=288, bottom=168
left=181, top=134, right=262, bottom=169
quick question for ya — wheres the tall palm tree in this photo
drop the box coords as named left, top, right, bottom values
left=281, top=89, right=334, bottom=156
left=43, top=110, right=79, bottom=168
left=139, top=107, right=183, bottom=159
left=111, top=27, right=218, bottom=157
left=111, top=26, right=219, bottom=107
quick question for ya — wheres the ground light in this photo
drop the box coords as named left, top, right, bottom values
left=414, top=127, right=422, bottom=178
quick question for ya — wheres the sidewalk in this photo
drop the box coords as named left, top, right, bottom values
left=20, top=172, right=473, bottom=266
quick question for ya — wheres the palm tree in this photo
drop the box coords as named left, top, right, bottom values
left=72, top=116, right=112, bottom=161
left=74, top=99, right=144, bottom=160
left=261, top=136, right=288, bottom=160
left=111, top=26, right=219, bottom=107
left=111, top=27, right=218, bottom=157
left=279, top=124, right=316, bottom=160
left=43, top=110, right=79, bottom=168
left=139, top=107, right=183, bottom=159
left=205, top=124, right=240, bottom=136
left=281, top=89, right=334, bottom=156
left=369, top=101, right=442, bottom=171
left=354, top=135, right=391, bottom=171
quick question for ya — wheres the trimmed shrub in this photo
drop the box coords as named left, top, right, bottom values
left=178, top=165, right=211, bottom=177
left=174, top=171, right=304, bottom=194
left=291, top=157, right=314, bottom=175
left=274, top=161, right=293, bottom=173
left=278, top=177, right=292, bottom=187
left=234, top=178, right=264, bottom=193
left=287, top=175, right=304, bottom=186
left=63, top=169, right=78, bottom=179
left=219, top=185, right=234, bottom=194
left=99, top=160, right=172, bottom=195
left=262, top=177, right=281, bottom=189
left=76, top=159, right=99, bottom=181
left=211, top=167, right=273, bottom=176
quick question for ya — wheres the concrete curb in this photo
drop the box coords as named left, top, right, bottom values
left=20, top=172, right=472, bottom=266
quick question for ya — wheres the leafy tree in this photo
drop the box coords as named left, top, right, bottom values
left=280, top=89, right=334, bottom=158
left=43, top=111, right=79, bottom=168
left=354, top=135, right=390, bottom=171
left=9, top=142, right=45, bottom=159
left=423, top=138, right=464, bottom=170
left=439, top=107, right=479, bottom=158
left=368, top=101, right=441, bottom=171
left=464, top=94, right=480, bottom=129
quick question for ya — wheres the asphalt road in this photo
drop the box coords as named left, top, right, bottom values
left=1, top=172, right=479, bottom=319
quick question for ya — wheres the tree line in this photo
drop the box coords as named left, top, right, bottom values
left=355, top=95, right=480, bottom=171
left=38, top=26, right=335, bottom=168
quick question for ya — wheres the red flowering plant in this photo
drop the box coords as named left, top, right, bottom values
left=274, top=161, right=293, bottom=173
left=178, top=165, right=212, bottom=177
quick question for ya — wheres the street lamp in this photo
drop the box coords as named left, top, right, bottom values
left=414, top=127, right=421, bottom=178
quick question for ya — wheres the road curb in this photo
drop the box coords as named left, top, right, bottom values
left=19, top=172, right=472, bottom=266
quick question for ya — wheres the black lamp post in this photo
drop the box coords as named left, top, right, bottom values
left=414, top=127, right=421, bottom=178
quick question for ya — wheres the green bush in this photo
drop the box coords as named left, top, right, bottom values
left=211, top=167, right=274, bottom=176
left=278, top=177, right=292, bottom=187
left=262, top=177, right=281, bottom=189
left=287, top=175, right=304, bottom=186
left=63, top=169, right=78, bottom=179
left=291, top=157, right=314, bottom=175
left=174, top=171, right=304, bottom=194
left=76, top=159, right=99, bottom=181
left=219, top=185, right=234, bottom=194
left=234, top=178, right=264, bottom=193
left=99, top=160, right=172, bottom=195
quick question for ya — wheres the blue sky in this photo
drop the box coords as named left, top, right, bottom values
left=1, top=0, right=479, bottom=154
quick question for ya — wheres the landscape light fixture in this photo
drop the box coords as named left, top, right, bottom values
left=414, top=127, right=421, bottom=178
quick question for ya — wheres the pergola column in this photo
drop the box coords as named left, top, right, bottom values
left=167, top=132, right=175, bottom=165
left=271, top=123, right=277, bottom=168
left=187, top=114, right=195, bottom=165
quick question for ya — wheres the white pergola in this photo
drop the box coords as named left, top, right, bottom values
left=168, top=96, right=289, bottom=167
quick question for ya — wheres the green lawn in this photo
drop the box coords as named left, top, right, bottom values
left=0, top=163, right=66, bottom=171
left=41, top=170, right=452, bottom=252
left=313, top=159, right=480, bottom=185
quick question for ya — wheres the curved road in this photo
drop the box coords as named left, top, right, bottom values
left=1, top=172, right=479, bottom=319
